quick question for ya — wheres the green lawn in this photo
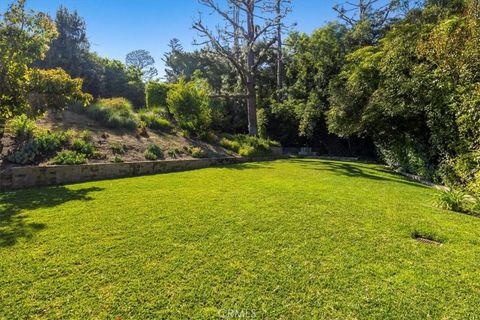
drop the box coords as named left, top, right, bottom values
left=1, top=159, right=480, bottom=319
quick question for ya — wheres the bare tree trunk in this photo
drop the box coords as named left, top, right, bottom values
left=246, top=72, right=257, bottom=136
left=246, top=0, right=257, bottom=136
left=276, top=34, right=283, bottom=91
left=194, top=0, right=290, bottom=136
left=276, top=0, right=284, bottom=96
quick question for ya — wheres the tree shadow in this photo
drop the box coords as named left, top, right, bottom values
left=0, top=186, right=104, bottom=247
left=288, top=159, right=429, bottom=189
left=220, top=162, right=275, bottom=170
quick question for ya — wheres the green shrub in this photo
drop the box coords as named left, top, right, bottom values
left=437, top=187, right=480, bottom=217
left=7, top=141, right=38, bottom=164
left=144, top=151, right=157, bottom=161
left=137, top=120, right=148, bottom=136
left=167, top=148, right=181, bottom=158
left=92, top=151, right=108, bottom=160
left=72, top=138, right=95, bottom=158
left=166, top=78, right=211, bottom=136
left=472, top=198, right=480, bottom=216
left=110, top=142, right=128, bottom=155
left=438, top=153, right=480, bottom=196
left=79, top=129, right=92, bottom=142
left=219, top=138, right=241, bottom=153
left=139, top=112, right=173, bottom=132
left=112, top=155, right=124, bottom=163
left=167, top=149, right=176, bottom=158
left=146, top=82, right=171, bottom=110
left=219, top=134, right=278, bottom=157
left=8, top=115, right=37, bottom=140
left=190, top=147, right=207, bottom=158
left=256, top=108, right=268, bottom=139
left=52, top=150, right=87, bottom=165
left=202, top=131, right=217, bottom=144
left=7, top=130, right=71, bottom=165
left=35, top=131, right=70, bottom=152
left=144, top=143, right=163, bottom=160
left=82, top=98, right=138, bottom=130
left=238, top=145, right=257, bottom=157
left=437, top=188, right=467, bottom=213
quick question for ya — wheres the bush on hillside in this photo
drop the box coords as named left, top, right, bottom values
left=6, top=128, right=97, bottom=165
left=7, top=130, right=72, bottom=165
left=35, top=130, right=73, bottom=152
left=75, top=98, right=138, bottom=130
left=219, top=134, right=278, bottom=157
left=189, top=147, right=207, bottom=158
left=144, top=143, right=164, bottom=160
left=139, top=111, right=173, bottom=132
left=7, top=115, right=37, bottom=140
left=166, top=78, right=211, bottom=137
left=52, top=150, right=87, bottom=165
left=110, top=142, right=128, bottom=155
left=72, top=138, right=95, bottom=158
left=146, top=82, right=171, bottom=111
left=7, top=140, right=39, bottom=165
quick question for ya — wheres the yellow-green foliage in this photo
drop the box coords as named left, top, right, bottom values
left=144, top=143, right=164, bottom=160
left=139, top=111, right=173, bottom=132
left=166, top=78, right=211, bottom=136
left=71, top=138, right=94, bottom=158
left=7, top=115, right=37, bottom=140
left=27, top=68, right=92, bottom=112
left=0, top=1, right=58, bottom=119
left=219, top=134, right=278, bottom=157
left=189, top=147, right=207, bottom=158
left=84, top=98, right=138, bottom=130
left=238, top=145, right=256, bottom=157
left=145, top=81, right=171, bottom=110
left=52, top=150, right=87, bottom=165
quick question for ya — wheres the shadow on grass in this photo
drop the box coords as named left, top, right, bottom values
left=0, top=186, right=104, bottom=247
left=220, top=162, right=275, bottom=170
left=284, top=159, right=429, bottom=189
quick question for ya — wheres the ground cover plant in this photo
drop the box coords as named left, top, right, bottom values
left=220, top=134, right=279, bottom=157
left=144, top=143, right=164, bottom=160
left=139, top=111, right=173, bottom=132
left=75, top=98, right=138, bottom=130
left=1, top=159, right=480, bottom=319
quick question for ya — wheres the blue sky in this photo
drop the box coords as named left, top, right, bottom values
left=2, top=0, right=342, bottom=77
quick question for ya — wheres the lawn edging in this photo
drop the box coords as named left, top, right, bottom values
left=0, top=156, right=289, bottom=191
left=394, top=170, right=447, bottom=190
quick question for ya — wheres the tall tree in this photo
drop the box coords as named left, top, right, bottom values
left=163, top=38, right=190, bottom=83
left=40, top=7, right=88, bottom=77
left=275, top=0, right=292, bottom=96
left=0, top=0, right=57, bottom=157
left=193, top=0, right=290, bottom=136
left=0, top=0, right=90, bottom=161
left=125, top=49, right=158, bottom=82
left=276, top=0, right=284, bottom=93
left=333, top=0, right=408, bottom=45
left=101, top=58, right=145, bottom=107
left=327, top=0, right=480, bottom=184
left=38, top=6, right=105, bottom=96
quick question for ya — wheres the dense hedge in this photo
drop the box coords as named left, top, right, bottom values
left=146, top=82, right=171, bottom=111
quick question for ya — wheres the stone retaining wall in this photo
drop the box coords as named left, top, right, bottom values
left=0, top=156, right=286, bottom=191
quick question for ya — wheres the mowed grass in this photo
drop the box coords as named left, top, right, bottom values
left=1, top=159, right=480, bottom=319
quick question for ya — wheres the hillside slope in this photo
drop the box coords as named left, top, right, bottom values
left=1, top=110, right=233, bottom=168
